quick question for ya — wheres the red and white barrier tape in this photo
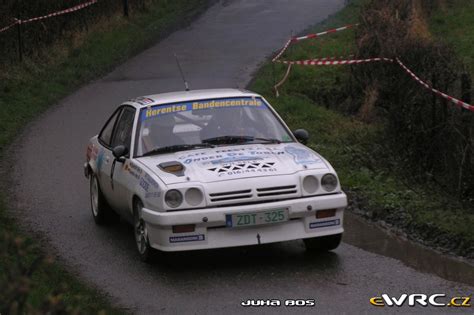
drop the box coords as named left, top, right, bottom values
left=274, top=64, right=292, bottom=97
left=273, top=55, right=474, bottom=112
left=272, top=22, right=474, bottom=112
left=276, top=56, right=394, bottom=65
left=272, top=38, right=293, bottom=62
left=396, top=58, right=474, bottom=112
left=0, top=19, right=19, bottom=33
left=287, top=58, right=393, bottom=66
left=0, top=0, right=98, bottom=33
left=272, top=24, right=358, bottom=62
left=276, top=57, right=394, bottom=66
left=272, top=56, right=392, bottom=96
left=292, top=24, right=359, bottom=42
left=22, top=0, right=98, bottom=24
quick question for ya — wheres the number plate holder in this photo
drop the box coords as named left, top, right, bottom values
left=226, top=208, right=289, bottom=228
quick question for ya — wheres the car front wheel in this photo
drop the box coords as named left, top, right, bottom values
left=133, top=199, right=156, bottom=262
left=90, top=174, right=114, bottom=225
left=304, top=233, right=342, bottom=252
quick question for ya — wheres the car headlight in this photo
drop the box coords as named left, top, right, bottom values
left=185, top=188, right=204, bottom=206
left=302, top=175, right=319, bottom=194
left=165, top=189, right=183, bottom=208
left=321, top=174, right=338, bottom=192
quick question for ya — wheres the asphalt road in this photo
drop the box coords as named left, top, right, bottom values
left=9, top=0, right=474, bottom=314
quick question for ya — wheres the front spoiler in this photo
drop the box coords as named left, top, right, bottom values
left=142, top=192, right=347, bottom=251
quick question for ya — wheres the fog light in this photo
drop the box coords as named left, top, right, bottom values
left=316, top=209, right=336, bottom=219
left=172, top=224, right=196, bottom=233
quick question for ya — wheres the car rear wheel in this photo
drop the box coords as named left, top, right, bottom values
left=90, top=174, right=114, bottom=225
left=133, top=199, right=156, bottom=263
left=304, top=233, right=342, bottom=252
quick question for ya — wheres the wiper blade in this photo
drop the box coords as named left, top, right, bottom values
left=251, top=137, right=282, bottom=144
left=142, top=143, right=214, bottom=157
left=202, top=136, right=282, bottom=145
left=202, top=135, right=254, bottom=145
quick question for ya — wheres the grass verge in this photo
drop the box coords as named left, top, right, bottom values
left=429, top=0, right=474, bottom=78
left=0, top=1, right=212, bottom=313
left=249, top=0, right=474, bottom=258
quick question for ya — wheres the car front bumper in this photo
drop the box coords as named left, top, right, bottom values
left=142, top=192, right=347, bottom=251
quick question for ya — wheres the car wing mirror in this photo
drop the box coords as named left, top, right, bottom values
left=112, top=145, right=129, bottom=163
left=293, top=129, right=309, bottom=144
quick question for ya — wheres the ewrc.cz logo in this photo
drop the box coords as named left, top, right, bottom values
left=370, top=294, right=471, bottom=307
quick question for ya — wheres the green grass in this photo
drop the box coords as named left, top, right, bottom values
left=0, top=194, right=125, bottom=314
left=268, top=0, right=366, bottom=107
left=250, top=0, right=474, bottom=257
left=430, top=0, right=474, bottom=78
left=0, top=0, right=211, bottom=313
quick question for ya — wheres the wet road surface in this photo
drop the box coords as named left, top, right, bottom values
left=8, top=0, right=474, bottom=314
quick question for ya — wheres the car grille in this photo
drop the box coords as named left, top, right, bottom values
left=208, top=185, right=298, bottom=204
left=257, top=185, right=297, bottom=197
left=209, top=189, right=252, bottom=202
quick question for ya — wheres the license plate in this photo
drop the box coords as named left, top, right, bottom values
left=226, top=209, right=289, bottom=228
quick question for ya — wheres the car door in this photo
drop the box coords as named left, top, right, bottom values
left=97, top=107, right=122, bottom=205
left=107, top=106, right=136, bottom=217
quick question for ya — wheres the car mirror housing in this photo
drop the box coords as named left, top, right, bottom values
left=293, top=129, right=309, bottom=144
left=112, top=145, right=129, bottom=162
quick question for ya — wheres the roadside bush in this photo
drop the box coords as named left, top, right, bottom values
left=351, top=0, right=473, bottom=201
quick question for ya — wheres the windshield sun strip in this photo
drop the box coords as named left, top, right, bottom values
left=133, top=96, right=295, bottom=157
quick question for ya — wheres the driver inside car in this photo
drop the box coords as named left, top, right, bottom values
left=141, top=114, right=184, bottom=152
left=199, top=107, right=264, bottom=141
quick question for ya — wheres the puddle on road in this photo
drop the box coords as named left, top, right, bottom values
left=343, top=212, right=474, bottom=286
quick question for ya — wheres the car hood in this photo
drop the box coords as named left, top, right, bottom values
left=136, top=143, right=330, bottom=185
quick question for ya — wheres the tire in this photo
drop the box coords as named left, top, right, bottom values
left=133, top=199, right=156, bottom=263
left=89, top=174, right=115, bottom=225
left=304, top=233, right=342, bottom=252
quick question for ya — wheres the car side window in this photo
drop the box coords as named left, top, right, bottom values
left=99, top=109, right=121, bottom=147
left=111, top=107, right=135, bottom=151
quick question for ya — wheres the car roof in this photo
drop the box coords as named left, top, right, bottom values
left=125, top=88, right=262, bottom=108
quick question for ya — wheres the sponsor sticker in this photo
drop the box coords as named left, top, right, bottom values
left=145, top=191, right=161, bottom=199
left=96, top=149, right=105, bottom=172
left=180, top=147, right=285, bottom=165
left=309, top=219, right=340, bottom=229
left=86, top=144, right=99, bottom=162
left=211, top=163, right=278, bottom=177
left=134, top=97, right=154, bottom=105
left=210, top=156, right=262, bottom=165
left=284, top=145, right=321, bottom=165
left=139, top=178, right=150, bottom=192
left=140, top=97, right=265, bottom=121
left=124, top=162, right=142, bottom=180
left=143, top=173, right=159, bottom=188
left=169, top=235, right=205, bottom=243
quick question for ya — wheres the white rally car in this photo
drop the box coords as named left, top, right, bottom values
left=84, top=89, right=347, bottom=261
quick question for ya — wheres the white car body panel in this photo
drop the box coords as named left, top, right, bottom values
left=85, top=88, right=347, bottom=252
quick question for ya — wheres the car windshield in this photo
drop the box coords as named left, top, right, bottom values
left=134, top=97, right=294, bottom=157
